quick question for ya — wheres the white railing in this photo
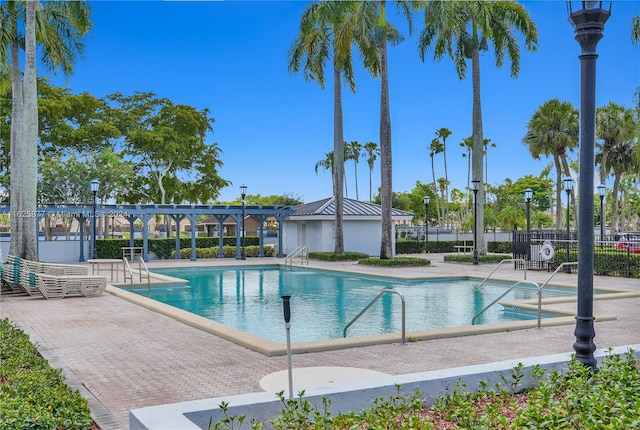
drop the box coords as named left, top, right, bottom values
left=285, top=245, right=308, bottom=268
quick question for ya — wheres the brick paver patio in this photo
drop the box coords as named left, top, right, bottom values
left=1, top=255, right=639, bottom=429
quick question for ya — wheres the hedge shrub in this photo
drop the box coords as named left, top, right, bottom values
left=96, top=236, right=260, bottom=259
left=308, top=251, right=369, bottom=261
left=173, top=245, right=274, bottom=259
left=358, top=257, right=430, bottom=267
left=444, top=253, right=512, bottom=263
left=0, top=318, right=93, bottom=430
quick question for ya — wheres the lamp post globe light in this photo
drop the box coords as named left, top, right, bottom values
left=423, top=196, right=430, bottom=254
left=568, top=0, right=610, bottom=371
left=90, top=180, right=99, bottom=260
left=563, top=177, right=574, bottom=274
left=597, top=184, right=606, bottom=247
left=240, top=184, right=247, bottom=260
left=524, top=188, right=533, bottom=262
left=471, top=180, right=480, bottom=265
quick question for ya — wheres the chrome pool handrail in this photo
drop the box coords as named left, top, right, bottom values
left=471, top=280, right=540, bottom=326
left=343, top=289, right=406, bottom=344
left=474, top=258, right=527, bottom=290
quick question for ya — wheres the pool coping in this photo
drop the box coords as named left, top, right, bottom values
left=105, top=264, right=633, bottom=357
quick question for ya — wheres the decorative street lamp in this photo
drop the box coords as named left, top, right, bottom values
left=524, top=188, right=533, bottom=262
left=568, top=0, right=610, bottom=371
left=90, top=180, right=99, bottom=259
left=240, top=184, right=247, bottom=260
left=423, top=196, right=430, bottom=254
left=597, top=184, right=606, bottom=247
left=472, top=180, right=480, bottom=265
left=563, top=177, right=574, bottom=274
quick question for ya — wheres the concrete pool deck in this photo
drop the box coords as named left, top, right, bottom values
left=1, top=254, right=639, bottom=429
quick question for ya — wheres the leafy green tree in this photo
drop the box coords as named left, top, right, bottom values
left=596, top=102, right=637, bottom=185
left=523, top=99, right=579, bottom=230
left=418, top=0, right=538, bottom=254
left=498, top=205, right=524, bottom=231
left=601, top=139, right=638, bottom=232
left=108, top=92, right=229, bottom=206
left=1, top=0, right=91, bottom=259
left=289, top=1, right=370, bottom=254
left=363, top=141, right=379, bottom=202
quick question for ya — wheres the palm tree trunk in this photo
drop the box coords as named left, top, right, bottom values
left=611, top=174, right=621, bottom=232
left=333, top=63, right=345, bottom=254
left=9, top=41, right=24, bottom=257
left=471, top=48, right=485, bottom=253
left=17, top=1, right=39, bottom=260
left=379, top=7, right=393, bottom=259
left=430, top=155, right=441, bottom=226
left=354, top=160, right=359, bottom=200
left=561, top=155, right=577, bottom=231
left=554, top=156, right=563, bottom=230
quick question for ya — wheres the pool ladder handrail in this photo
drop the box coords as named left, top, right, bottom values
left=137, top=256, right=151, bottom=292
left=474, top=258, right=527, bottom=290
left=343, top=289, right=406, bottom=344
left=285, top=245, right=308, bottom=268
left=471, top=280, right=540, bottom=326
left=122, top=256, right=151, bottom=293
left=471, top=261, right=579, bottom=328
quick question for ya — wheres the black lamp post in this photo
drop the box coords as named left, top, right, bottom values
left=563, top=177, right=574, bottom=274
left=597, top=184, right=606, bottom=247
left=524, top=188, right=533, bottom=261
left=423, top=196, right=430, bottom=254
left=568, top=0, right=610, bottom=371
left=240, top=184, right=247, bottom=260
left=472, top=180, right=480, bottom=265
left=90, top=179, right=99, bottom=259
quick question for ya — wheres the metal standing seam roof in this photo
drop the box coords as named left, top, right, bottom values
left=292, top=197, right=414, bottom=217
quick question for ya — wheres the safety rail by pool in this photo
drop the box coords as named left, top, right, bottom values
left=285, top=245, right=308, bottom=268
left=472, top=261, right=579, bottom=328
left=474, top=258, right=527, bottom=290
left=343, top=289, right=406, bottom=344
left=123, top=256, right=151, bottom=293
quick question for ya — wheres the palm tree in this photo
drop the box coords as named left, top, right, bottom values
left=347, top=140, right=363, bottom=200
left=633, top=15, right=640, bottom=43
left=429, top=138, right=443, bottom=226
left=363, top=141, right=379, bottom=202
left=602, top=139, right=638, bottom=232
left=596, top=102, right=637, bottom=185
left=1, top=1, right=92, bottom=259
left=289, top=1, right=363, bottom=254
left=435, top=127, right=452, bottom=223
left=483, top=138, right=496, bottom=185
left=418, top=0, right=538, bottom=255
left=314, top=151, right=335, bottom=187
left=349, top=1, right=414, bottom=258
left=523, top=99, right=579, bottom=230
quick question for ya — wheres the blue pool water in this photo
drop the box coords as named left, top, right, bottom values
left=138, top=266, right=573, bottom=344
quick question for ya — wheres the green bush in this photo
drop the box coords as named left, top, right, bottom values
left=358, top=257, right=430, bottom=267
left=96, top=236, right=260, bottom=259
left=173, top=245, right=274, bottom=259
left=308, top=251, right=369, bottom=261
left=488, top=241, right=512, bottom=253
left=444, top=253, right=512, bottom=263
left=212, top=350, right=640, bottom=429
left=0, top=318, right=93, bottom=430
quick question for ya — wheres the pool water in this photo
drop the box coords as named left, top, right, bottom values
left=140, top=266, right=573, bottom=344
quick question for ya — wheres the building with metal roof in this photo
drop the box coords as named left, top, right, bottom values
left=284, top=197, right=414, bottom=257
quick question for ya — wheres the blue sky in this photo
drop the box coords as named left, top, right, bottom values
left=46, top=0, right=640, bottom=204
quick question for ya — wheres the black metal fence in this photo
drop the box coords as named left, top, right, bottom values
left=513, top=230, right=639, bottom=278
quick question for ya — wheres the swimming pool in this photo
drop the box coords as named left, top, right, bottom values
left=137, top=266, right=575, bottom=344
